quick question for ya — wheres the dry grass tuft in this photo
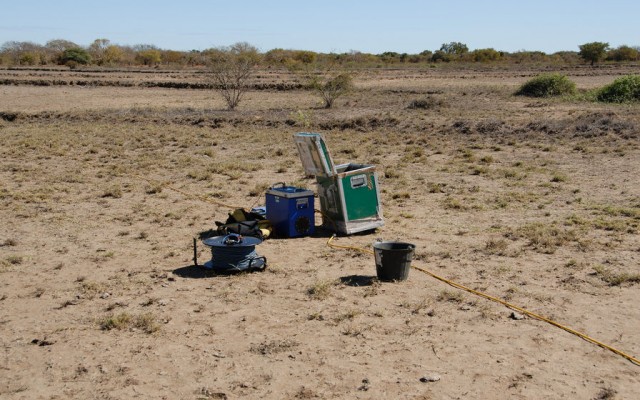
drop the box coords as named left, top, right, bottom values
left=99, top=312, right=132, bottom=331
left=307, top=279, right=337, bottom=300
left=5, top=255, right=23, bottom=265
left=437, top=290, right=464, bottom=303
left=101, top=185, right=123, bottom=198
left=484, top=238, right=509, bottom=256
left=592, top=265, right=640, bottom=286
left=99, top=312, right=160, bottom=334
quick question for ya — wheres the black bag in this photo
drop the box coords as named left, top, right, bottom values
left=215, top=209, right=272, bottom=239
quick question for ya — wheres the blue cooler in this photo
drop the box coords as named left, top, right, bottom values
left=266, top=183, right=315, bottom=238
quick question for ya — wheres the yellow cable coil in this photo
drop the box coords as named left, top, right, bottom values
left=327, top=236, right=640, bottom=366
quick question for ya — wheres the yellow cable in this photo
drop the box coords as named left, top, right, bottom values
left=326, top=235, right=640, bottom=366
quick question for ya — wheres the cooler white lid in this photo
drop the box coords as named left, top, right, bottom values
left=293, top=132, right=336, bottom=176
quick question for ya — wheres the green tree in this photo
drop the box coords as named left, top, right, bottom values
left=59, top=47, right=91, bottom=66
left=440, top=42, right=469, bottom=55
left=208, top=42, right=260, bottom=110
left=578, top=42, right=609, bottom=65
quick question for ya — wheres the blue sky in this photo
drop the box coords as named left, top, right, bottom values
left=1, top=0, right=638, bottom=54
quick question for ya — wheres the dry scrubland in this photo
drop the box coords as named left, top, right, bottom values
left=0, top=65, right=639, bottom=399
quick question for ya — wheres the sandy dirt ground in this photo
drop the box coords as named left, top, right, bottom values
left=0, top=65, right=639, bottom=399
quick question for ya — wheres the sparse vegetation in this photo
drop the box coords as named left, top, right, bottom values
left=513, top=223, right=578, bottom=253
left=0, top=58, right=638, bottom=399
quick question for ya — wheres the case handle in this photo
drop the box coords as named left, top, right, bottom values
left=350, top=175, right=367, bottom=189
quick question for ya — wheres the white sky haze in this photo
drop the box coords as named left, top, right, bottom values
left=1, top=0, right=638, bottom=53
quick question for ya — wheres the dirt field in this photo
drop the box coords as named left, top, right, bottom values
left=1, top=65, right=639, bottom=399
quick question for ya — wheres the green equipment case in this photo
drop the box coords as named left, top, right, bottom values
left=294, top=132, right=384, bottom=235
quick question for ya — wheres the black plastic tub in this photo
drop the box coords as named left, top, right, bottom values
left=373, top=241, right=415, bottom=281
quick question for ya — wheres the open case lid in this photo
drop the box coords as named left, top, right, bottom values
left=293, top=132, right=336, bottom=177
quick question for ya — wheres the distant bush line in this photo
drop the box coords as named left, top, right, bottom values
left=1, top=38, right=639, bottom=69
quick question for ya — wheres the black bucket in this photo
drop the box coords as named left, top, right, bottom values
left=373, top=241, right=415, bottom=282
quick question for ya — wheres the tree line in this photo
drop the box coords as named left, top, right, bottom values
left=1, top=39, right=638, bottom=69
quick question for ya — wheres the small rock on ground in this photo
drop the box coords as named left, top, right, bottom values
left=420, top=373, right=441, bottom=382
left=510, top=311, right=526, bottom=320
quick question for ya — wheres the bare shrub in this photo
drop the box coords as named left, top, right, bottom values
left=208, top=42, right=259, bottom=110
left=309, top=72, right=353, bottom=109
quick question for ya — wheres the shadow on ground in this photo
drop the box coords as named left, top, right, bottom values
left=340, top=275, right=378, bottom=287
left=172, top=264, right=264, bottom=279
